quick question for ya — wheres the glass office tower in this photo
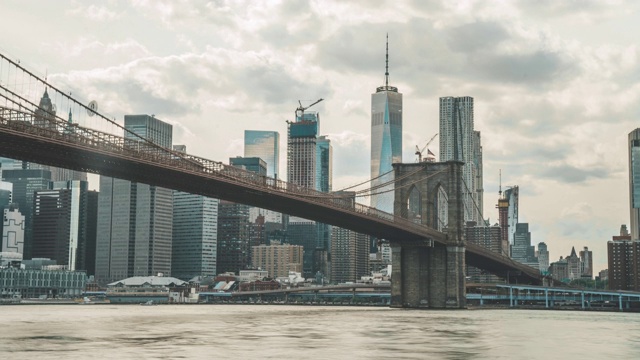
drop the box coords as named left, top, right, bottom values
left=370, top=36, right=402, bottom=214
left=629, top=128, right=640, bottom=240
left=244, top=130, right=279, bottom=179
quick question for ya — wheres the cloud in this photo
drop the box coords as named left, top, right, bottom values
left=52, top=47, right=333, bottom=120
left=67, top=4, right=119, bottom=21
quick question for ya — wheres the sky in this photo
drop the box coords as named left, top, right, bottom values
left=2, top=0, right=639, bottom=274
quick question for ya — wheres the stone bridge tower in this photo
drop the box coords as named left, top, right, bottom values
left=391, top=161, right=466, bottom=308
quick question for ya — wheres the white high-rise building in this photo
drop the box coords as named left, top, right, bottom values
left=439, top=96, right=483, bottom=223
left=2, top=204, right=24, bottom=255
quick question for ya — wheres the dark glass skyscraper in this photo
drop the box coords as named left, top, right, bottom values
left=95, top=115, right=173, bottom=285
left=32, top=180, right=93, bottom=271
left=370, top=35, right=402, bottom=214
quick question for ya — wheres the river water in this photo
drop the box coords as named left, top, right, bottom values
left=1, top=305, right=639, bottom=359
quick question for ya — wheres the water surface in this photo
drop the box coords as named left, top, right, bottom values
left=1, top=305, right=639, bottom=359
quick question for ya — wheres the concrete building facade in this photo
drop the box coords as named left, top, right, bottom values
left=439, top=96, right=482, bottom=223
left=251, top=241, right=303, bottom=278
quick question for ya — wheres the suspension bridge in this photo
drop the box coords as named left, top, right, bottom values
left=0, top=52, right=549, bottom=308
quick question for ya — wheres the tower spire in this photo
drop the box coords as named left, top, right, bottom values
left=499, top=169, right=502, bottom=198
left=385, top=33, right=389, bottom=87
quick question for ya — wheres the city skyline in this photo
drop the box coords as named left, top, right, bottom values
left=2, top=1, right=639, bottom=273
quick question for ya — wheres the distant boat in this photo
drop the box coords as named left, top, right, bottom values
left=141, top=300, right=156, bottom=306
left=81, top=297, right=93, bottom=304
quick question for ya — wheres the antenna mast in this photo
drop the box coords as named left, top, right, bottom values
left=499, top=169, right=502, bottom=198
left=385, top=33, right=389, bottom=87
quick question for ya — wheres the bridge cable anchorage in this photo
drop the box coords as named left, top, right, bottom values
left=0, top=52, right=205, bottom=171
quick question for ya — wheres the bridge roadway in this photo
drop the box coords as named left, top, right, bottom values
left=0, top=106, right=542, bottom=284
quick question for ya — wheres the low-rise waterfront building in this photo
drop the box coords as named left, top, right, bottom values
left=0, top=266, right=86, bottom=299
left=106, top=276, right=188, bottom=304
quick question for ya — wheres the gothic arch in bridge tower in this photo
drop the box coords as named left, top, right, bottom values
left=406, top=184, right=422, bottom=224
left=391, top=161, right=466, bottom=309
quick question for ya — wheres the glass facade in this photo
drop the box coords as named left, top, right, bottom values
left=370, top=85, right=402, bottom=214
left=629, top=130, right=640, bottom=239
left=33, top=181, right=91, bottom=271
left=288, top=112, right=319, bottom=189
left=172, top=191, right=219, bottom=281
left=316, top=136, right=332, bottom=193
left=229, top=157, right=267, bottom=175
left=95, top=115, right=173, bottom=285
left=244, top=130, right=280, bottom=179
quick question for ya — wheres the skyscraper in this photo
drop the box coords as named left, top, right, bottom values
left=439, top=96, right=482, bottom=222
left=504, top=186, right=519, bottom=247
left=465, top=221, right=503, bottom=282
left=243, top=132, right=283, bottom=224
left=288, top=111, right=319, bottom=189
left=95, top=115, right=173, bottom=285
left=229, top=157, right=267, bottom=175
left=172, top=191, right=219, bottom=280
left=579, top=246, right=593, bottom=279
left=0, top=181, right=12, bottom=236
left=244, top=130, right=280, bottom=179
left=538, top=242, right=549, bottom=273
left=2, top=204, right=24, bottom=256
left=629, top=128, right=640, bottom=240
left=370, top=35, right=402, bottom=214
left=316, top=136, right=332, bottom=193
left=473, top=131, right=484, bottom=220
left=172, top=145, right=219, bottom=281
left=2, top=168, right=52, bottom=259
left=32, top=180, right=93, bottom=271
left=608, top=225, right=639, bottom=290
left=287, top=110, right=333, bottom=277
left=330, top=217, right=369, bottom=283
left=510, top=223, right=538, bottom=268
left=251, top=241, right=304, bottom=279
left=216, top=200, right=251, bottom=274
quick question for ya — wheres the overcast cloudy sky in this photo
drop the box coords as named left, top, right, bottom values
left=2, top=0, right=639, bottom=273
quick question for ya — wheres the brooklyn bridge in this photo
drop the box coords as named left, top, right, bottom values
left=0, top=52, right=549, bottom=308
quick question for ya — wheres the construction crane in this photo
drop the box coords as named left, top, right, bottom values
left=295, top=98, right=323, bottom=120
left=415, top=133, right=438, bottom=162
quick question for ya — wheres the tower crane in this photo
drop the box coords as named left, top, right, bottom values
left=415, top=133, right=438, bottom=162
left=295, top=98, right=323, bottom=121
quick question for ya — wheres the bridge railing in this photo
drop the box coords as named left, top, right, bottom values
left=0, top=105, right=441, bottom=240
